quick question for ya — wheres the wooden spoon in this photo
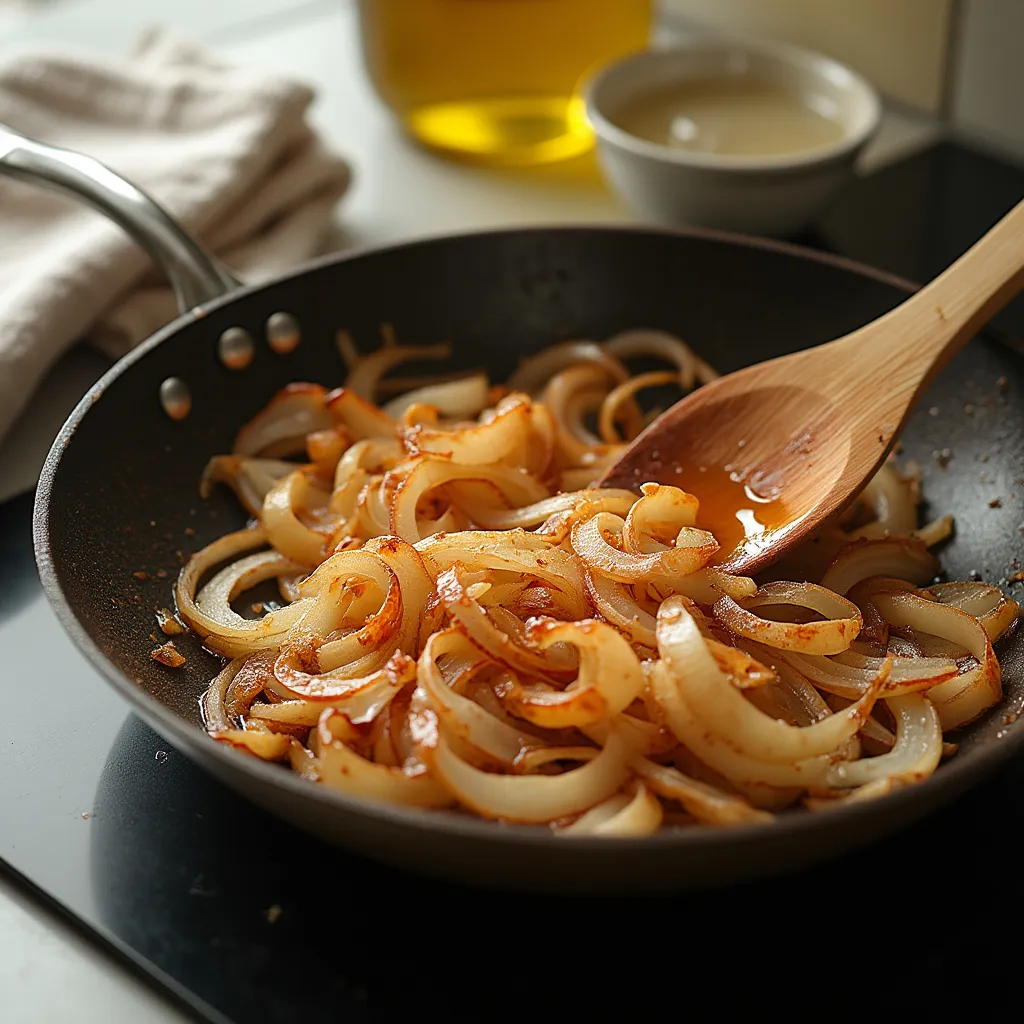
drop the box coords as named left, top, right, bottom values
left=600, top=198, right=1024, bottom=576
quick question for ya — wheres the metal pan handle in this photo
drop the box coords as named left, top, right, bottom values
left=0, top=124, right=240, bottom=313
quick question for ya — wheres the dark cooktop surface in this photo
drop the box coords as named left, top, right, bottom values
left=2, top=140, right=1023, bottom=1022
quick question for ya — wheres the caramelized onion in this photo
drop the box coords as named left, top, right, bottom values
left=182, top=331, right=996, bottom=834
left=571, top=511, right=718, bottom=583
left=234, top=384, right=331, bottom=456
left=506, top=340, right=628, bottom=395
left=558, top=784, right=664, bottom=836
left=415, top=705, right=631, bottom=822
left=383, top=373, right=490, bottom=421
left=658, top=598, right=879, bottom=764
left=200, top=456, right=297, bottom=516
left=714, top=583, right=861, bottom=656
left=820, top=537, right=939, bottom=596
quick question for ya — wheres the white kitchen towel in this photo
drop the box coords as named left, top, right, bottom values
left=0, top=27, right=352, bottom=444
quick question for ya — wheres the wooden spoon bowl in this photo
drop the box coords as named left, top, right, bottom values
left=602, top=199, right=1024, bottom=574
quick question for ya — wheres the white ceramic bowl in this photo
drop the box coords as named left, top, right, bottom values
left=584, top=38, right=881, bottom=238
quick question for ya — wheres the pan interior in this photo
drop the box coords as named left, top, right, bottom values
left=39, top=227, right=1024, bottom=822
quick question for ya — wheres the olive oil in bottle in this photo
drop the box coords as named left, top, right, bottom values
left=356, top=0, right=652, bottom=165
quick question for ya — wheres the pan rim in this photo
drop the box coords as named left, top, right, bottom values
left=32, top=222, right=1024, bottom=858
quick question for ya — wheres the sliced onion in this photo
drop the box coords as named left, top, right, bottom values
left=413, top=704, right=631, bottom=823
left=848, top=462, right=919, bottom=538
left=213, top=728, right=291, bottom=760
left=827, top=694, right=942, bottom=789
left=571, top=512, right=718, bottom=583
left=389, top=455, right=547, bottom=543
left=632, top=756, right=771, bottom=825
left=657, top=597, right=878, bottom=763
left=199, top=456, right=297, bottom=516
left=657, top=567, right=757, bottom=605
left=233, top=383, right=331, bottom=456
left=542, top=365, right=621, bottom=464
left=714, top=583, right=861, bottom=656
left=507, top=341, right=628, bottom=395
left=925, top=582, right=1019, bottom=642
left=578, top=710, right=677, bottom=758
left=291, top=548, right=401, bottom=675
left=500, top=618, right=644, bottom=728
left=649, top=661, right=837, bottom=788
left=602, top=328, right=715, bottom=390
left=558, top=784, right=663, bottom=836
left=344, top=343, right=451, bottom=401
left=176, top=529, right=312, bottom=656
left=820, top=537, right=940, bottom=596
left=271, top=653, right=414, bottom=724
left=383, top=373, right=490, bottom=421
left=316, top=710, right=454, bottom=808
left=585, top=571, right=657, bottom=647
left=416, top=530, right=587, bottom=612
left=775, top=649, right=957, bottom=699
left=326, top=387, right=397, bottom=440
left=454, top=488, right=636, bottom=535
left=417, top=629, right=551, bottom=768
left=598, top=371, right=679, bottom=444
left=707, top=640, right=776, bottom=689
left=871, top=591, right=1001, bottom=730
left=401, top=394, right=534, bottom=465
left=262, top=467, right=334, bottom=565
left=330, top=438, right=403, bottom=516
left=438, top=566, right=571, bottom=682
left=622, top=483, right=699, bottom=554
left=912, top=514, right=954, bottom=547
left=200, top=658, right=244, bottom=732
left=354, top=476, right=392, bottom=538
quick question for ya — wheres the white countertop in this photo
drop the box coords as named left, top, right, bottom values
left=0, top=1, right=943, bottom=1019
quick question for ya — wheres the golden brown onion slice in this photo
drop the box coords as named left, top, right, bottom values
left=326, top=387, right=397, bottom=439
left=417, top=630, right=552, bottom=769
left=714, top=582, right=862, bottom=656
left=316, top=710, right=454, bottom=808
left=820, top=537, right=940, bottom=596
left=413, top=705, right=631, bottom=823
left=344, top=343, right=451, bottom=401
left=572, top=512, right=718, bottom=583
left=199, top=456, right=297, bottom=516
left=872, top=591, right=1001, bottom=730
left=500, top=618, right=644, bottom=729
left=177, top=529, right=312, bottom=657
left=924, top=582, right=1020, bottom=642
left=658, top=597, right=879, bottom=763
left=262, top=467, right=335, bottom=566
left=383, top=373, right=490, bottom=421
left=401, top=394, right=534, bottom=465
left=631, top=756, right=770, bottom=826
left=233, top=383, right=331, bottom=456
left=827, top=694, right=941, bottom=790
left=507, top=340, right=628, bottom=396
left=648, top=661, right=837, bottom=788
left=558, top=784, right=663, bottom=836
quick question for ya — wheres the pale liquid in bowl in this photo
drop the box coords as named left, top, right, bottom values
left=611, top=75, right=845, bottom=157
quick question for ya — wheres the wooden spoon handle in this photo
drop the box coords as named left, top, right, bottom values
left=852, top=197, right=1024, bottom=385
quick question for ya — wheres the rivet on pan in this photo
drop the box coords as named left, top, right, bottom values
left=218, top=327, right=255, bottom=370
left=266, top=312, right=300, bottom=354
left=159, top=377, right=191, bottom=421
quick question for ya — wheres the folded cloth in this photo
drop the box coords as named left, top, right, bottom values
left=0, top=27, right=352, bottom=444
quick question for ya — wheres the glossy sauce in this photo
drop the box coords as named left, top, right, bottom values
left=667, top=462, right=793, bottom=566
left=611, top=75, right=845, bottom=157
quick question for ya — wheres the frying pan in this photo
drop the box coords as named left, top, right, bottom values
left=7, top=126, right=1024, bottom=894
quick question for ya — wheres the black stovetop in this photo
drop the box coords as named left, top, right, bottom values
left=3, top=140, right=1024, bottom=1023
